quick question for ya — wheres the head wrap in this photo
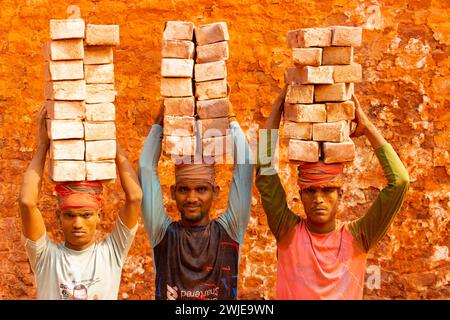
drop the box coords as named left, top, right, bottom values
left=55, top=181, right=103, bottom=211
left=174, top=163, right=216, bottom=186
left=297, top=162, right=344, bottom=190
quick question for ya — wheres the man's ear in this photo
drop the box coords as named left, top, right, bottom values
left=213, top=185, right=220, bottom=200
left=170, top=185, right=176, bottom=200
left=96, top=209, right=102, bottom=223
left=338, top=188, right=343, bottom=199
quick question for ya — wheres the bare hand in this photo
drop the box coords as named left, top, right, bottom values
left=154, top=99, right=164, bottom=126
left=351, top=94, right=371, bottom=137
left=37, top=105, right=49, bottom=148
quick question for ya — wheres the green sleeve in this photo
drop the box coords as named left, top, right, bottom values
left=255, top=129, right=300, bottom=242
left=349, top=143, right=410, bottom=252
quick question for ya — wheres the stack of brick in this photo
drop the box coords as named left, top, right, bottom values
left=45, top=16, right=119, bottom=181
left=283, top=26, right=362, bottom=164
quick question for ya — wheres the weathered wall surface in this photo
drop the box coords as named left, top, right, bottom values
left=0, top=0, right=448, bottom=299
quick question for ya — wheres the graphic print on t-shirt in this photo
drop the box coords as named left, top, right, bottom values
left=59, top=277, right=101, bottom=300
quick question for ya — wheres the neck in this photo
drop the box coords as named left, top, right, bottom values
left=306, top=218, right=336, bottom=234
left=181, top=217, right=210, bottom=227
left=65, top=239, right=95, bottom=251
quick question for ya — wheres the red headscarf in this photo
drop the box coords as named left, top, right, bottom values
left=174, top=163, right=216, bottom=185
left=55, top=181, right=103, bottom=211
left=298, top=161, right=344, bottom=190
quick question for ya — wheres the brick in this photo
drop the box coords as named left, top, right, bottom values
left=198, top=117, right=229, bottom=137
left=284, top=103, right=326, bottom=123
left=283, top=121, right=313, bottom=140
left=197, top=97, right=229, bottom=119
left=298, top=66, right=333, bottom=84
left=284, top=67, right=303, bottom=85
left=195, top=79, right=228, bottom=101
left=163, top=21, right=194, bottom=40
left=45, top=100, right=85, bottom=120
left=292, top=48, right=322, bottom=66
left=161, top=58, right=194, bottom=78
left=49, top=160, right=86, bottom=182
left=196, top=42, right=229, bottom=63
left=50, top=19, right=85, bottom=40
left=86, top=161, right=116, bottom=181
left=86, top=24, right=120, bottom=46
left=163, top=97, right=195, bottom=116
left=47, top=120, right=84, bottom=140
left=314, top=83, right=354, bottom=102
left=322, top=46, right=353, bottom=65
left=162, top=40, right=195, bottom=59
left=86, top=84, right=117, bottom=103
left=84, top=64, right=115, bottom=84
left=85, top=103, right=115, bottom=121
left=285, top=84, right=314, bottom=104
left=160, top=78, right=193, bottom=97
left=195, top=61, right=227, bottom=82
left=286, top=29, right=301, bottom=48
left=84, top=122, right=116, bottom=141
left=288, top=139, right=320, bottom=162
left=50, top=39, right=84, bottom=60
left=49, top=140, right=85, bottom=160
left=84, top=46, right=113, bottom=64
left=85, top=140, right=116, bottom=161
left=164, top=135, right=196, bottom=156
left=326, top=101, right=355, bottom=122
left=195, top=22, right=229, bottom=45
left=322, top=140, right=356, bottom=163
left=298, top=28, right=332, bottom=47
left=331, top=26, right=362, bottom=47
left=202, top=135, right=232, bottom=156
left=45, top=80, right=86, bottom=101
left=46, top=60, right=84, bottom=81
left=163, top=116, right=195, bottom=137
left=313, top=121, right=349, bottom=142
left=333, top=64, right=362, bottom=83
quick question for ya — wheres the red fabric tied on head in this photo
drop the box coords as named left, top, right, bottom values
left=55, top=181, right=103, bottom=211
left=174, top=163, right=216, bottom=185
left=298, top=161, right=344, bottom=190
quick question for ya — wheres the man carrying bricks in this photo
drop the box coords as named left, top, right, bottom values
left=139, top=103, right=253, bottom=300
left=19, top=106, right=142, bottom=300
left=256, top=88, right=410, bottom=299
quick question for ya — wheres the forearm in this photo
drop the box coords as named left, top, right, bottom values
left=116, top=147, right=142, bottom=203
left=264, top=91, right=285, bottom=130
left=19, top=145, right=47, bottom=208
left=364, top=123, right=387, bottom=150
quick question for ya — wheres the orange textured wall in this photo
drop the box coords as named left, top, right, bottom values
left=0, top=0, right=449, bottom=299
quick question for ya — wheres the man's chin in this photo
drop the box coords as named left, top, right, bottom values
left=181, top=211, right=204, bottom=223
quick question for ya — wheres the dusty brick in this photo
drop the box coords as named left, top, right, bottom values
left=195, top=79, right=228, bottom=101
left=196, top=42, right=229, bottom=63
left=163, top=97, right=195, bottom=116
left=314, top=83, right=354, bottom=102
left=49, top=160, right=86, bottom=182
left=161, top=58, right=194, bottom=78
left=84, top=64, right=115, bottom=84
left=86, top=161, right=116, bottom=181
left=286, top=29, right=301, bottom=48
left=197, top=97, right=229, bottom=119
left=86, top=24, right=120, bottom=46
left=50, top=39, right=84, bottom=60
left=202, top=135, right=232, bottom=156
left=284, top=67, right=304, bottom=85
left=45, top=80, right=86, bottom=101
left=284, top=103, right=326, bottom=122
left=333, top=64, right=362, bottom=83
left=331, top=26, right=362, bottom=47
left=160, top=78, right=193, bottom=97
left=49, top=140, right=85, bottom=160
left=163, top=116, right=195, bottom=137
left=283, top=121, right=313, bottom=140
left=45, top=100, right=85, bottom=120
left=285, top=84, right=314, bottom=104
left=85, top=140, right=116, bottom=161
left=47, top=120, right=84, bottom=140
left=195, top=22, right=229, bottom=45
left=46, top=60, right=84, bottom=81
left=326, top=101, right=355, bottom=122
left=195, top=61, right=227, bottom=82
left=292, top=48, right=322, bottom=66
left=84, top=46, right=113, bottom=64
left=162, top=40, right=195, bottom=59
left=85, top=103, right=115, bottom=121
left=163, top=21, right=194, bottom=41
left=322, top=140, right=356, bottom=163
left=84, top=122, right=116, bottom=141
left=298, top=28, right=332, bottom=47
left=164, top=135, right=196, bottom=156
left=199, top=117, right=229, bottom=137
left=313, top=120, right=349, bottom=142
left=50, top=19, right=85, bottom=40
left=298, top=66, right=333, bottom=84
left=322, top=46, right=353, bottom=65
left=86, top=84, right=117, bottom=103
left=288, top=139, right=320, bottom=162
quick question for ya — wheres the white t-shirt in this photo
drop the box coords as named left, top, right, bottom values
left=22, top=218, right=137, bottom=300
